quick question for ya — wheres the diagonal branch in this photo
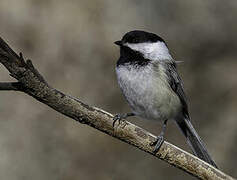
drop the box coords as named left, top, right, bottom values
left=0, top=37, right=234, bottom=180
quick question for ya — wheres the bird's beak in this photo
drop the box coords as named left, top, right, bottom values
left=114, top=40, right=123, bottom=46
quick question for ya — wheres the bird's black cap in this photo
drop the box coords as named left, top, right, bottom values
left=115, top=30, right=165, bottom=46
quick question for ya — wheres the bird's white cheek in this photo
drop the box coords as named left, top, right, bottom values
left=143, top=46, right=153, bottom=53
left=125, top=42, right=172, bottom=61
left=125, top=43, right=153, bottom=54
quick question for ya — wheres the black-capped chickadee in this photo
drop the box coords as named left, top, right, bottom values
left=114, top=30, right=217, bottom=168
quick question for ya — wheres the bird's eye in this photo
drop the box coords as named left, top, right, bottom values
left=132, top=38, right=139, bottom=43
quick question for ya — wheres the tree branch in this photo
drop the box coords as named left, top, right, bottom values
left=0, top=37, right=234, bottom=180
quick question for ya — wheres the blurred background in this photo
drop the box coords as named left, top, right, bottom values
left=0, top=0, right=237, bottom=179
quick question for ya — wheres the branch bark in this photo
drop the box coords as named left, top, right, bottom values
left=0, top=37, right=234, bottom=180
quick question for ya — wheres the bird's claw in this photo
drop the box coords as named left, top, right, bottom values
left=150, top=136, right=164, bottom=153
left=113, top=114, right=125, bottom=127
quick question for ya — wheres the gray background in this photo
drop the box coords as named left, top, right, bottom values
left=0, top=0, right=237, bottom=179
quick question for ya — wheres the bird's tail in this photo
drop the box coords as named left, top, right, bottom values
left=176, top=117, right=218, bottom=168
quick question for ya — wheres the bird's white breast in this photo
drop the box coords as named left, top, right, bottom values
left=116, top=63, right=181, bottom=121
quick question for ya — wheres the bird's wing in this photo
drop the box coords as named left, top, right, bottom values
left=165, top=62, right=189, bottom=118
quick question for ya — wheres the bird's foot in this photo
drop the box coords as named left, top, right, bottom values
left=112, top=113, right=135, bottom=127
left=150, top=135, right=164, bottom=153
left=113, top=114, right=125, bottom=127
left=150, top=119, right=168, bottom=153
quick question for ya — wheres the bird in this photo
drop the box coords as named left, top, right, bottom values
left=113, top=30, right=217, bottom=168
